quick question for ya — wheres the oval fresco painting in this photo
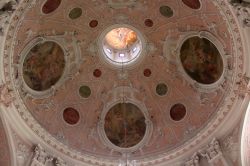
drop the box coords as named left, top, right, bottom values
left=23, top=41, right=65, bottom=91
left=180, top=37, right=223, bottom=84
left=104, top=103, right=146, bottom=148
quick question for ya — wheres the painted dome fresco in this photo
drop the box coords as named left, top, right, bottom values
left=0, top=0, right=249, bottom=166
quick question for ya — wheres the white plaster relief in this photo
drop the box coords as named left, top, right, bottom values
left=31, top=145, right=68, bottom=166
left=184, top=153, right=200, bottom=166
left=0, top=83, right=13, bottom=107
left=229, top=0, right=250, bottom=27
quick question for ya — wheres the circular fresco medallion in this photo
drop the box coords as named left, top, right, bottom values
left=156, top=83, right=168, bottom=96
left=42, top=0, right=61, bottom=14
left=104, top=103, right=146, bottom=148
left=79, top=85, right=91, bottom=98
left=180, top=37, right=223, bottom=84
left=23, top=41, right=65, bottom=91
left=170, top=104, right=186, bottom=121
left=159, top=6, right=174, bottom=18
left=63, top=107, right=80, bottom=125
left=182, top=0, right=201, bottom=9
left=69, top=7, right=82, bottom=20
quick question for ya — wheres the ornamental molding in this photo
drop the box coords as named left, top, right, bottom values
left=31, top=144, right=67, bottom=166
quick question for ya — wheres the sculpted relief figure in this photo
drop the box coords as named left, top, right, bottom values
left=199, top=139, right=222, bottom=161
left=184, top=153, right=200, bottom=166
left=0, top=83, right=13, bottom=107
left=230, top=0, right=250, bottom=27
left=32, top=144, right=54, bottom=166
left=0, top=0, right=18, bottom=35
left=55, top=157, right=67, bottom=166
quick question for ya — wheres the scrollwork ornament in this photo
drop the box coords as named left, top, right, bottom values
left=229, top=0, right=250, bottom=27
left=199, top=139, right=222, bottom=162
left=184, top=153, right=200, bottom=166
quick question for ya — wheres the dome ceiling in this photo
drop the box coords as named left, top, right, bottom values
left=1, top=0, right=246, bottom=165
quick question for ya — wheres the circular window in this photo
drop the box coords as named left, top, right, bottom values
left=170, top=104, right=186, bottom=121
left=42, top=0, right=61, bottom=14
left=69, top=8, right=82, bottom=20
left=159, top=6, right=174, bottom=18
left=23, top=41, right=65, bottom=91
left=79, top=86, right=91, bottom=98
left=182, top=0, right=201, bottom=10
left=101, top=26, right=143, bottom=67
left=63, top=107, right=80, bottom=125
left=156, top=83, right=168, bottom=96
left=180, top=37, right=223, bottom=84
left=104, top=103, right=146, bottom=148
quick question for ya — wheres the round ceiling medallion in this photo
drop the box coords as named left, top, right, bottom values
left=182, top=0, right=201, bottom=10
left=159, top=6, right=174, bottom=18
left=180, top=36, right=223, bottom=84
left=156, top=83, right=168, bottom=96
left=93, top=69, right=102, bottom=78
left=63, top=107, right=80, bottom=125
left=69, top=7, right=82, bottom=20
left=170, top=104, right=186, bottom=121
left=89, top=20, right=98, bottom=28
left=144, top=68, right=152, bottom=77
left=79, top=85, right=91, bottom=98
left=42, top=0, right=61, bottom=14
left=22, top=41, right=65, bottom=91
left=100, top=25, right=145, bottom=68
left=144, top=19, right=154, bottom=27
left=104, top=103, right=146, bottom=148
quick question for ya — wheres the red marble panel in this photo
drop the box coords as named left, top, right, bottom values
left=63, top=108, right=80, bottom=125
left=182, top=0, right=201, bottom=9
left=42, top=0, right=61, bottom=14
left=170, top=104, right=186, bottom=121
